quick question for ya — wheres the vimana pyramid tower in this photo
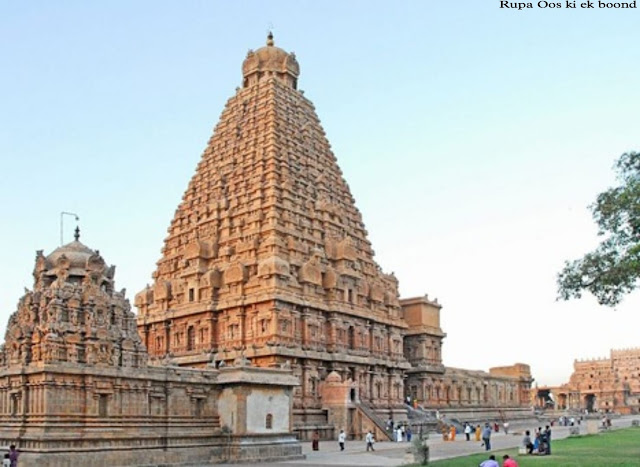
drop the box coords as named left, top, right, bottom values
left=136, top=34, right=533, bottom=435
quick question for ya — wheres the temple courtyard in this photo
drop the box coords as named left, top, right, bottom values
left=220, top=415, right=639, bottom=467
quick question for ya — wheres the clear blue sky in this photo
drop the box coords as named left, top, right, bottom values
left=1, top=1, right=638, bottom=385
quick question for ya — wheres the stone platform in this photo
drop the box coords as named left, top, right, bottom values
left=216, top=415, right=637, bottom=467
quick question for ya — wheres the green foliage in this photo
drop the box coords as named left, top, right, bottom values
left=557, top=151, right=640, bottom=306
left=422, top=428, right=640, bottom=466
left=411, top=435, right=430, bottom=465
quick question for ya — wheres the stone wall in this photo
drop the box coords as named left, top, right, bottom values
left=0, top=363, right=301, bottom=466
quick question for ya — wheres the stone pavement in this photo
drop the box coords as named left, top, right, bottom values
left=218, top=416, right=637, bottom=467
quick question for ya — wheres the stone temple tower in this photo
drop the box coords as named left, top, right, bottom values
left=135, top=33, right=410, bottom=425
left=3, top=228, right=147, bottom=369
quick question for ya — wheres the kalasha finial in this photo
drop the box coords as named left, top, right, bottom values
left=74, top=226, right=80, bottom=241
left=267, top=31, right=274, bottom=46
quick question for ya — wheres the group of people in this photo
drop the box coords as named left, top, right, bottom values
left=456, top=421, right=510, bottom=447
left=2, top=445, right=18, bottom=467
left=477, top=424, right=553, bottom=466
left=479, top=454, right=519, bottom=467
left=558, top=415, right=581, bottom=426
left=386, top=418, right=413, bottom=442
left=521, top=425, right=552, bottom=455
left=462, top=422, right=490, bottom=444
left=317, top=418, right=554, bottom=459
left=339, top=429, right=376, bottom=452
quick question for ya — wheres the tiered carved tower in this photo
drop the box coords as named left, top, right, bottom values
left=3, top=228, right=147, bottom=369
left=136, top=34, right=409, bottom=415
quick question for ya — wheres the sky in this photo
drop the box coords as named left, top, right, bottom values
left=1, top=1, right=638, bottom=386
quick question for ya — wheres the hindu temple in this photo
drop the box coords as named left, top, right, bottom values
left=0, top=228, right=301, bottom=466
left=134, top=33, right=534, bottom=440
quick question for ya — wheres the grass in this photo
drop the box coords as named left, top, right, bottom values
left=421, top=428, right=640, bottom=466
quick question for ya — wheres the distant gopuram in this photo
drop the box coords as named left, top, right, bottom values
left=135, top=33, right=533, bottom=439
left=534, top=347, right=640, bottom=414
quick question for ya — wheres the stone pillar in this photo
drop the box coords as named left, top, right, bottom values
left=239, top=308, right=247, bottom=347
left=209, top=313, right=218, bottom=351
left=327, top=315, right=339, bottom=353
left=164, top=321, right=172, bottom=354
left=353, top=367, right=363, bottom=402
left=142, top=325, right=150, bottom=353
left=300, top=360, right=309, bottom=402
left=233, top=386, right=250, bottom=435
left=301, top=310, right=311, bottom=348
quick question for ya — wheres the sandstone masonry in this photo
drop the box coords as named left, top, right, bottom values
left=0, top=228, right=302, bottom=466
left=135, top=34, right=533, bottom=439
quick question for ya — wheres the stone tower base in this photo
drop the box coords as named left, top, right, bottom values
left=10, top=435, right=302, bottom=467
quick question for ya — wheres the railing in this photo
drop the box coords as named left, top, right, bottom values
left=355, top=401, right=394, bottom=441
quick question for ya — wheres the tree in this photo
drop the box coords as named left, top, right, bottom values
left=557, top=151, right=640, bottom=306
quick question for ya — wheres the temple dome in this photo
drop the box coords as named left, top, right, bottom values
left=46, top=240, right=97, bottom=271
left=38, top=228, right=113, bottom=288
left=242, top=32, right=299, bottom=88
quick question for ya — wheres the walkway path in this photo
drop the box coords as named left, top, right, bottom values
left=220, top=416, right=637, bottom=467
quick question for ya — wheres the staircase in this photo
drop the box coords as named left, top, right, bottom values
left=354, top=402, right=394, bottom=441
left=407, top=405, right=437, bottom=421
left=406, top=405, right=439, bottom=434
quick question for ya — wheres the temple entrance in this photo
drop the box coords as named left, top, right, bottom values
left=585, top=394, right=596, bottom=412
left=347, top=407, right=356, bottom=439
left=536, top=389, right=555, bottom=408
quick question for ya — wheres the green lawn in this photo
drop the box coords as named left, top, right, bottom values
left=422, top=428, right=640, bottom=466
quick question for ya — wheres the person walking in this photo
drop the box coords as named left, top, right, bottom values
left=481, top=423, right=492, bottom=451
left=8, top=446, right=18, bottom=467
left=311, top=430, right=320, bottom=451
left=338, top=429, right=346, bottom=451
left=365, top=430, right=375, bottom=452
left=464, top=422, right=472, bottom=441
left=475, top=424, right=481, bottom=442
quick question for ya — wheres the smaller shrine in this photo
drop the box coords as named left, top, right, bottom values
left=2, top=227, right=147, bottom=369
left=0, top=229, right=302, bottom=466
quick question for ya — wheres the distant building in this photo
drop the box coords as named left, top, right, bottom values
left=534, top=348, right=640, bottom=414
